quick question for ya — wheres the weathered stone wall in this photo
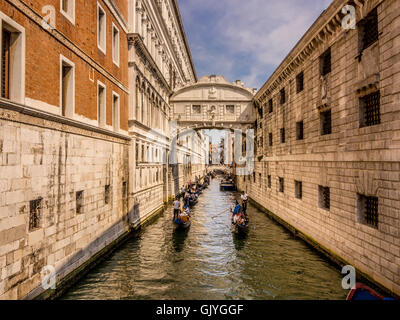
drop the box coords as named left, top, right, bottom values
left=248, top=0, right=400, bottom=296
left=0, top=106, right=130, bottom=299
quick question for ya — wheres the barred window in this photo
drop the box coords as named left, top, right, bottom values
left=320, top=48, right=331, bottom=76
left=280, top=88, right=286, bottom=105
left=296, top=71, right=304, bottom=93
left=76, top=191, right=84, bottom=214
left=105, top=185, right=111, bottom=205
left=319, top=186, right=330, bottom=210
left=358, top=194, right=378, bottom=229
left=296, top=121, right=304, bottom=140
left=268, top=175, right=271, bottom=188
left=279, top=177, right=284, bottom=193
left=320, top=109, right=332, bottom=135
left=269, top=133, right=273, bottom=146
left=280, top=128, right=286, bottom=144
left=269, top=99, right=273, bottom=113
left=29, top=198, right=42, bottom=231
left=360, top=91, right=380, bottom=128
left=192, top=105, right=201, bottom=114
left=359, top=8, right=378, bottom=52
left=295, top=181, right=302, bottom=199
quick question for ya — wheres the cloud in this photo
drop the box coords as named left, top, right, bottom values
left=178, top=0, right=332, bottom=89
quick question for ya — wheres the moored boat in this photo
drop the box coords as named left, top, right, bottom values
left=173, top=218, right=191, bottom=230
left=346, top=283, right=392, bottom=300
left=220, top=180, right=236, bottom=191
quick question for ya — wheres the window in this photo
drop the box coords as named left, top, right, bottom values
left=97, top=81, right=106, bottom=127
left=112, top=92, right=120, bottom=132
left=320, top=48, right=331, bottom=76
left=29, top=198, right=42, bottom=231
left=360, top=91, right=380, bottom=128
left=269, top=133, right=273, bottom=146
left=112, top=23, right=120, bottom=66
left=295, top=181, right=302, bottom=199
left=1, top=29, right=10, bottom=99
left=296, top=71, right=304, bottom=93
left=358, top=194, right=378, bottom=229
left=97, top=2, right=106, bottom=54
left=358, top=8, right=378, bottom=52
left=0, top=15, right=25, bottom=103
left=192, top=105, right=201, bottom=114
left=280, top=88, right=286, bottom=105
left=296, top=121, right=304, bottom=140
left=267, top=175, right=271, bottom=188
left=122, top=181, right=128, bottom=213
left=280, top=128, right=285, bottom=144
left=105, top=185, right=111, bottom=205
left=76, top=191, right=84, bottom=214
left=60, top=55, right=75, bottom=117
left=60, top=0, right=75, bottom=24
left=320, top=109, right=332, bottom=135
left=268, top=99, right=273, bottom=113
left=319, top=186, right=330, bottom=210
left=226, top=105, right=235, bottom=114
left=279, top=177, right=284, bottom=193
left=259, top=173, right=262, bottom=187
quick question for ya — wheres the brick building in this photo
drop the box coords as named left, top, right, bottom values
left=0, top=0, right=205, bottom=299
left=241, top=0, right=400, bottom=296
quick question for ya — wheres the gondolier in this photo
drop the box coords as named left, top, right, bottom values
left=173, top=197, right=181, bottom=220
left=241, top=192, right=248, bottom=213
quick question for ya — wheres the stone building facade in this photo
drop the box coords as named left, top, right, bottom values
left=127, top=0, right=205, bottom=226
left=0, top=0, right=205, bottom=299
left=241, top=0, right=400, bottom=296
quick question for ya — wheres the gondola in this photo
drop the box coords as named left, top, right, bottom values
left=189, top=198, right=198, bottom=207
left=232, top=220, right=249, bottom=234
left=346, top=283, right=392, bottom=300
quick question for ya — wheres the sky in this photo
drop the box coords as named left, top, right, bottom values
left=178, top=0, right=332, bottom=90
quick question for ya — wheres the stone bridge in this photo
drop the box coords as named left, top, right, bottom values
left=170, top=75, right=256, bottom=133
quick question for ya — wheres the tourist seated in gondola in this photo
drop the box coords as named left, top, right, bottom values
left=231, top=201, right=241, bottom=217
left=178, top=209, right=190, bottom=224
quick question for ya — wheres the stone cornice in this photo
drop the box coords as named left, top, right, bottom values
left=170, top=0, right=197, bottom=82
left=0, top=98, right=131, bottom=143
left=254, top=0, right=383, bottom=104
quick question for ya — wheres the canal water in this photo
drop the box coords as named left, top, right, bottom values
left=62, top=178, right=348, bottom=300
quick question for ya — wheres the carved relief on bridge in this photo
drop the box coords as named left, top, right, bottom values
left=170, top=75, right=256, bottom=131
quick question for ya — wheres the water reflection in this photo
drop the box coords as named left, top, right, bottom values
left=62, top=178, right=348, bottom=300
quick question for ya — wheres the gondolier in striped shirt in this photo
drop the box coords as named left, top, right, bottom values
left=173, top=197, right=181, bottom=221
left=241, top=192, right=248, bottom=213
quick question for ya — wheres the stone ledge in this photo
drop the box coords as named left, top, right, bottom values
left=0, top=98, right=131, bottom=144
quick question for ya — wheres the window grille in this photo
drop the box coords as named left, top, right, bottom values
left=269, top=99, right=273, bottom=113
left=29, top=198, right=42, bottom=231
left=320, top=48, right=331, bottom=76
left=320, top=110, right=332, bottom=135
left=279, top=177, right=284, bottom=193
left=359, top=8, right=378, bottom=52
left=280, top=128, right=285, bottom=143
left=269, top=133, right=273, bottom=146
left=295, top=181, right=302, bottom=199
left=268, top=175, right=271, bottom=188
left=76, top=191, right=84, bottom=214
left=296, top=72, right=304, bottom=93
left=296, top=121, right=304, bottom=140
left=360, top=91, right=380, bottom=127
left=280, top=88, right=286, bottom=105
left=319, top=186, right=330, bottom=210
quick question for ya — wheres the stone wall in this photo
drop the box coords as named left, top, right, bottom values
left=0, top=104, right=130, bottom=299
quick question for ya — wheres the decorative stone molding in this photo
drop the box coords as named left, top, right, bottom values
left=355, top=170, right=380, bottom=197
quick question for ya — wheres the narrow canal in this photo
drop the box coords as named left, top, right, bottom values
left=62, top=178, right=348, bottom=300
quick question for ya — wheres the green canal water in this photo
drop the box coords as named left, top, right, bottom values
left=62, top=179, right=348, bottom=300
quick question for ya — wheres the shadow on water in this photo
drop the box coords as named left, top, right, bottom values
left=172, top=228, right=190, bottom=253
